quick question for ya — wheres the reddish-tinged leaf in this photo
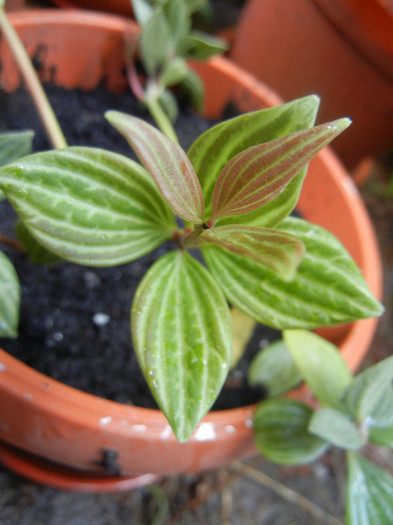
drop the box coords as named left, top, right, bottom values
left=201, top=224, right=305, bottom=281
left=106, top=111, right=204, bottom=223
left=210, top=118, right=351, bottom=222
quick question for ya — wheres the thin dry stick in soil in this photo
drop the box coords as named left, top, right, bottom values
left=230, top=461, right=345, bottom=525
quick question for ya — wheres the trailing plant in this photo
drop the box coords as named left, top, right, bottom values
left=0, top=0, right=383, bottom=447
left=249, top=329, right=393, bottom=524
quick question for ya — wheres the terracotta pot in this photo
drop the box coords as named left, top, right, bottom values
left=231, top=0, right=393, bottom=170
left=0, top=10, right=382, bottom=489
left=47, top=0, right=133, bottom=17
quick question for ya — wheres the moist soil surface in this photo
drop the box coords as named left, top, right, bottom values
left=0, top=83, right=277, bottom=409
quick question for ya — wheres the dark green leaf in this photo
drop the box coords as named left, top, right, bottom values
left=201, top=224, right=304, bottom=281
left=347, top=452, right=393, bottom=524
left=309, top=408, right=364, bottom=450
left=131, top=250, right=232, bottom=442
left=210, top=119, right=350, bottom=222
left=188, top=95, right=320, bottom=223
left=248, top=339, right=303, bottom=396
left=203, top=217, right=383, bottom=330
left=158, top=89, right=179, bottom=123
left=284, top=329, right=353, bottom=410
left=0, top=147, right=175, bottom=265
left=0, top=251, right=20, bottom=337
left=179, top=67, right=204, bottom=111
left=106, top=111, right=205, bottom=223
left=343, top=356, right=393, bottom=427
left=15, top=220, right=61, bottom=264
left=253, top=399, right=328, bottom=465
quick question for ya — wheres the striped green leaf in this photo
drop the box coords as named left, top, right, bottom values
left=202, top=217, right=383, bottom=329
left=210, top=119, right=351, bottom=222
left=0, top=147, right=175, bottom=266
left=131, top=250, right=232, bottom=442
left=188, top=95, right=320, bottom=225
left=347, top=453, right=393, bottom=525
left=0, top=251, right=20, bottom=337
left=200, top=224, right=304, bottom=281
left=106, top=111, right=205, bottom=223
left=253, top=399, right=328, bottom=465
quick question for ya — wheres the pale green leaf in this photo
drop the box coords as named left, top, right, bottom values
left=0, top=251, right=20, bottom=337
left=131, top=250, right=232, bottom=442
left=161, top=0, right=190, bottom=47
left=248, top=339, right=302, bottom=397
left=309, top=408, right=364, bottom=450
left=253, top=399, right=328, bottom=465
left=202, top=217, right=383, bottom=330
left=284, top=329, right=353, bottom=410
left=106, top=111, right=204, bottom=223
left=347, top=452, right=393, bottom=525
left=343, top=356, right=393, bottom=427
left=0, top=130, right=34, bottom=201
left=201, top=224, right=304, bottom=281
left=0, top=130, right=34, bottom=167
left=0, top=147, right=175, bottom=265
left=369, top=425, right=393, bottom=448
left=139, top=7, right=173, bottom=75
left=179, top=31, right=228, bottom=60
left=188, top=95, right=320, bottom=223
left=210, top=119, right=350, bottom=222
left=159, top=57, right=189, bottom=88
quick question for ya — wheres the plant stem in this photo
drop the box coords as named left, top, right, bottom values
left=0, top=7, right=68, bottom=150
left=144, top=94, right=179, bottom=144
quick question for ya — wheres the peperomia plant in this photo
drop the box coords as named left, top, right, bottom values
left=0, top=0, right=383, bottom=446
left=0, top=96, right=383, bottom=442
left=249, top=329, right=393, bottom=524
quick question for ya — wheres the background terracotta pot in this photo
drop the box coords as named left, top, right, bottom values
left=0, top=10, right=382, bottom=487
left=231, top=0, right=393, bottom=170
left=47, top=0, right=133, bottom=16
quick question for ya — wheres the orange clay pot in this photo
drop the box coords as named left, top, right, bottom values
left=0, top=10, right=383, bottom=490
left=231, top=0, right=393, bottom=170
left=47, top=0, right=133, bottom=17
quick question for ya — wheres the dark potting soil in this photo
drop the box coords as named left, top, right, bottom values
left=0, top=82, right=278, bottom=410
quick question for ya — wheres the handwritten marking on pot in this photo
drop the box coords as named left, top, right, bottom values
left=99, top=416, right=112, bottom=427
left=194, top=422, right=217, bottom=441
left=0, top=363, right=6, bottom=372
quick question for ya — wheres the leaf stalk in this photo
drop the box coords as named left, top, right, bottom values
left=0, top=7, right=67, bottom=150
